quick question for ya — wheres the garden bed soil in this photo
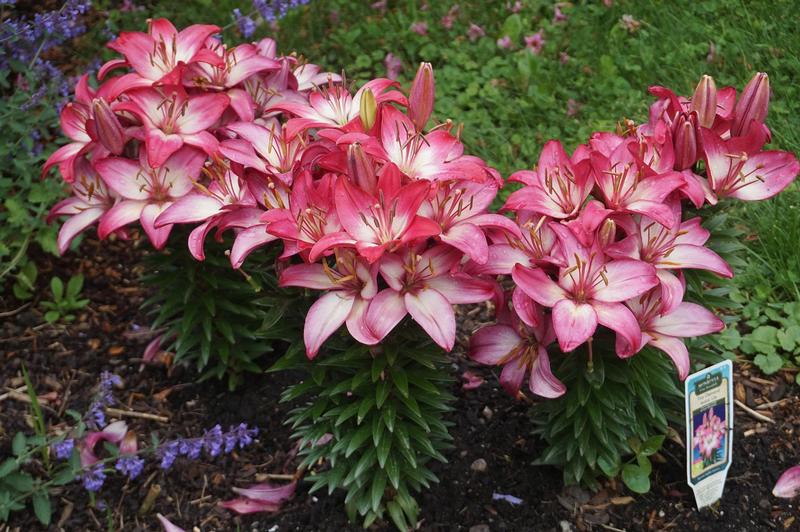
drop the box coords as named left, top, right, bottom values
left=1, top=239, right=798, bottom=531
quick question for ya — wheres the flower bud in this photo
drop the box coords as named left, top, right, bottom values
left=673, top=114, right=697, bottom=170
left=690, top=75, right=717, bottom=128
left=408, top=62, right=435, bottom=131
left=732, top=72, right=769, bottom=137
left=598, top=219, right=616, bottom=247
left=347, top=143, right=377, bottom=195
left=91, top=98, right=125, bottom=155
left=359, top=88, right=377, bottom=131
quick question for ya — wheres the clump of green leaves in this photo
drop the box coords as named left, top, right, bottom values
left=533, top=344, right=682, bottom=493
left=277, top=323, right=453, bottom=530
left=142, top=239, right=300, bottom=390
left=40, top=274, right=89, bottom=323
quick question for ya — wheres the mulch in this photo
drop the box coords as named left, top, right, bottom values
left=1, top=237, right=798, bottom=531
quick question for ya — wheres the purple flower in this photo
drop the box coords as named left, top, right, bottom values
left=85, top=372, right=121, bottom=429
left=232, top=423, right=258, bottom=448
left=159, top=441, right=180, bottom=470
left=410, top=22, right=428, bottom=36
left=52, top=438, right=75, bottom=460
left=524, top=31, right=545, bottom=54
left=158, top=423, right=258, bottom=469
left=179, top=439, right=203, bottom=460
left=466, top=23, right=485, bottom=42
left=115, top=456, right=145, bottom=479
left=384, top=53, right=402, bottom=80
left=203, top=425, right=224, bottom=457
left=82, top=464, right=106, bottom=492
left=233, top=8, right=257, bottom=38
left=496, top=36, right=513, bottom=49
left=553, top=4, right=567, bottom=23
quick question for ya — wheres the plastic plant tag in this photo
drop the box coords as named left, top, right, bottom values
left=684, top=359, right=733, bottom=509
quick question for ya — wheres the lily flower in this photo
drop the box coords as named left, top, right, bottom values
left=155, top=161, right=257, bottom=260
left=373, top=106, right=492, bottom=182
left=700, top=128, right=799, bottom=201
left=48, top=159, right=116, bottom=254
left=419, top=180, right=521, bottom=263
left=219, top=119, right=305, bottom=184
left=275, top=78, right=407, bottom=138
left=102, top=18, right=222, bottom=84
left=511, top=223, right=657, bottom=353
left=182, top=41, right=280, bottom=90
left=474, top=211, right=559, bottom=275
left=366, top=246, right=495, bottom=350
left=606, top=205, right=732, bottom=312
left=119, top=86, right=229, bottom=167
left=280, top=251, right=378, bottom=358
left=619, top=288, right=724, bottom=379
left=311, top=176, right=439, bottom=263
left=96, top=147, right=206, bottom=249
left=503, top=140, right=594, bottom=218
left=590, top=138, right=685, bottom=227
left=470, top=294, right=565, bottom=398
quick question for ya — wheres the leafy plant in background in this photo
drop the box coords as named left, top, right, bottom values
left=142, top=239, right=302, bottom=390
left=40, top=274, right=89, bottom=323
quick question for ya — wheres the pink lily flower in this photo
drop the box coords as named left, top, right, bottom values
left=511, top=223, right=658, bottom=353
left=42, top=75, right=112, bottom=183
left=474, top=211, right=558, bottom=275
left=503, top=140, right=594, bottom=218
left=182, top=41, right=280, bottom=90
left=311, top=176, right=439, bottom=263
left=773, top=465, right=800, bottom=498
left=694, top=410, right=725, bottom=459
left=700, top=128, right=799, bottom=201
left=102, top=19, right=222, bottom=84
left=461, top=370, right=485, bottom=390
left=374, top=106, right=492, bottom=182
left=219, top=120, right=305, bottom=184
left=155, top=162, right=257, bottom=260
left=80, top=420, right=128, bottom=467
left=619, top=288, right=723, bottom=379
left=280, top=251, right=378, bottom=358
left=292, top=62, right=341, bottom=92
left=589, top=139, right=685, bottom=227
left=275, top=78, right=407, bottom=138
left=47, top=159, right=116, bottom=254
left=262, top=172, right=343, bottom=260
left=606, top=205, right=732, bottom=313
left=220, top=480, right=297, bottom=514
left=419, top=180, right=522, bottom=264
left=118, top=86, right=229, bottom=167
left=470, top=295, right=565, bottom=398
left=228, top=175, right=291, bottom=268
left=96, top=147, right=206, bottom=249
left=366, top=245, right=495, bottom=350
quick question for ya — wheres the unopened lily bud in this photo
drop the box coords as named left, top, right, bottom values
left=409, top=62, right=435, bottom=131
left=91, top=98, right=125, bottom=155
left=598, top=219, right=616, bottom=247
left=673, top=114, right=697, bottom=170
left=120, top=431, right=138, bottom=455
left=359, top=88, right=377, bottom=131
left=732, top=72, right=769, bottom=136
left=347, top=143, right=377, bottom=194
left=691, top=75, right=717, bottom=128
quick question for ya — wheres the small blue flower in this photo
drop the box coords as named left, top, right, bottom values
left=52, top=438, right=75, bottom=460
left=115, top=456, right=145, bottom=480
left=82, top=464, right=106, bottom=492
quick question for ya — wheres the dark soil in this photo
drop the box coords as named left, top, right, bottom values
left=1, top=238, right=798, bottom=531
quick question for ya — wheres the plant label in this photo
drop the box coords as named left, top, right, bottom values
left=685, top=359, right=733, bottom=509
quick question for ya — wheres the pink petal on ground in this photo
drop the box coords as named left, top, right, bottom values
left=219, top=498, right=281, bottom=514
left=773, top=465, right=800, bottom=498
left=156, top=513, right=186, bottom=532
left=231, top=481, right=296, bottom=504
left=461, top=370, right=484, bottom=390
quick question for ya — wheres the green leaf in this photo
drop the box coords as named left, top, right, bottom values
left=777, top=325, right=800, bottom=352
left=621, top=464, right=650, bottom=494
left=3, top=472, right=34, bottom=492
left=753, top=352, right=784, bottom=374
left=11, top=432, right=26, bottom=456
left=386, top=501, right=408, bottom=532
left=345, top=424, right=372, bottom=458
left=32, top=492, right=51, bottom=526
left=640, top=435, right=665, bottom=456
left=499, top=13, right=522, bottom=41
left=377, top=431, right=392, bottom=468
left=391, top=367, right=409, bottom=398
left=370, top=472, right=387, bottom=513
left=376, top=380, right=390, bottom=408
left=66, top=274, right=83, bottom=298
left=597, top=454, right=619, bottom=478
left=0, top=458, right=18, bottom=478
left=50, top=276, right=64, bottom=300
left=44, top=310, right=60, bottom=323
